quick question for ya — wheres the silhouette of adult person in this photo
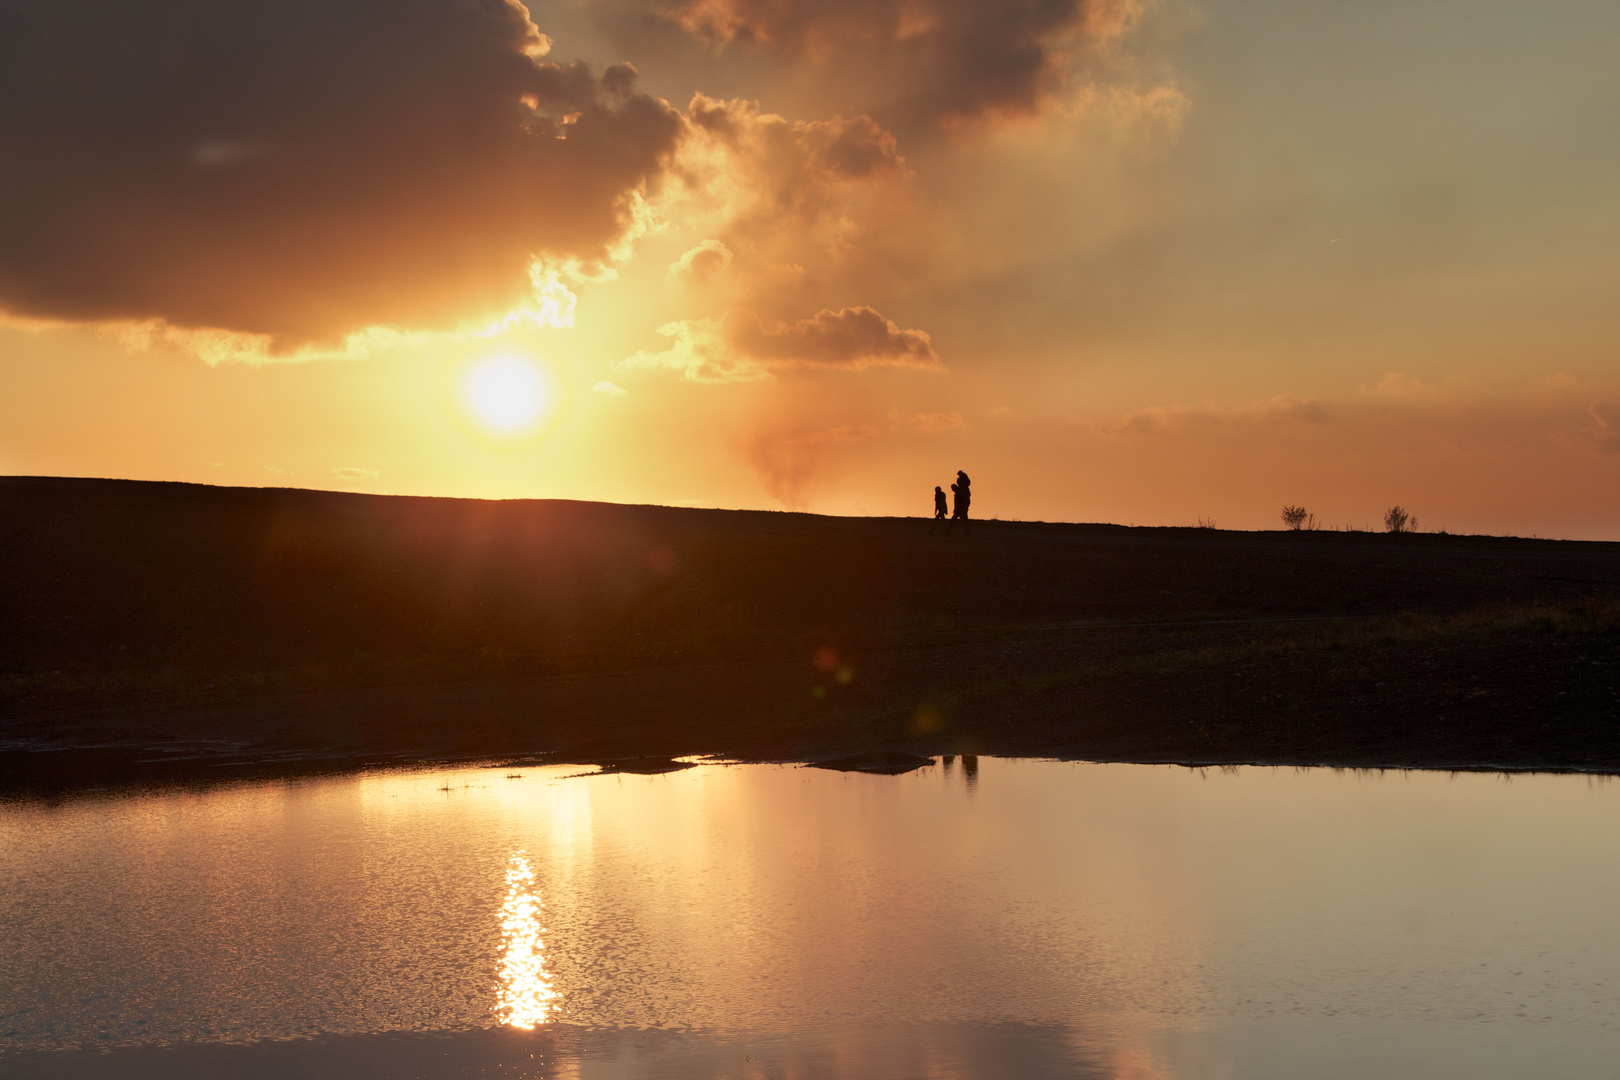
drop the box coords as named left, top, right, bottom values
left=946, top=470, right=972, bottom=535
left=931, top=485, right=948, bottom=532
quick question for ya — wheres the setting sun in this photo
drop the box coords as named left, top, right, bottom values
left=466, top=355, right=548, bottom=432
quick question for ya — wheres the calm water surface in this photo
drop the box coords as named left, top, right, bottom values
left=3, top=759, right=1618, bottom=1078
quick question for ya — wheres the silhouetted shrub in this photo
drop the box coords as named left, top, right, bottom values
left=1384, top=505, right=1417, bottom=533
left=1281, top=505, right=1310, bottom=530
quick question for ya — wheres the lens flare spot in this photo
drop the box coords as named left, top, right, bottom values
left=497, top=851, right=557, bottom=1028
left=468, top=356, right=548, bottom=431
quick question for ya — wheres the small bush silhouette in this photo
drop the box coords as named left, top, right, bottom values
left=1281, top=505, right=1311, bottom=531
left=1384, top=505, right=1417, bottom=534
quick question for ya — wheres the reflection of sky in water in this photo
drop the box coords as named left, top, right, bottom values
left=3, top=761, right=1620, bottom=1077
left=497, top=852, right=556, bottom=1029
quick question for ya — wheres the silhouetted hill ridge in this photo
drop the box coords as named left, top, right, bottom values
left=6, top=475, right=1620, bottom=788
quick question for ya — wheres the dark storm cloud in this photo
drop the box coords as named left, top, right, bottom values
left=0, top=0, right=683, bottom=345
left=654, top=0, right=1137, bottom=125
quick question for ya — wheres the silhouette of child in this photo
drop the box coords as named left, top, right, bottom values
left=933, top=486, right=948, bottom=520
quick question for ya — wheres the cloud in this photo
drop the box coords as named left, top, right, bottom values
left=640, top=96, right=943, bottom=386
left=686, top=96, right=908, bottom=194
left=593, top=380, right=630, bottom=395
left=619, top=305, right=940, bottom=381
left=1372, top=373, right=1448, bottom=401
left=669, top=239, right=734, bottom=284
left=1583, top=400, right=1620, bottom=453
left=1068, top=82, right=1191, bottom=138
left=733, top=305, right=938, bottom=366
left=663, top=95, right=929, bottom=319
left=652, top=0, right=1143, bottom=126
left=1109, top=395, right=1330, bottom=436
left=0, top=0, right=683, bottom=348
left=678, top=97, right=913, bottom=244
left=190, top=140, right=271, bottom=169
left=890, top=409, right=967, bottom=431
left=332, top=466, right=380, bottom=481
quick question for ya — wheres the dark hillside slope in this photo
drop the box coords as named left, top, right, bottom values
left=4, top=476, right=1620, bottom=787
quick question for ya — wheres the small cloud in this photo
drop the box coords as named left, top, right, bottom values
left=190, top=139, right=269, bottom=169
left=1108, top=394, right=1328, bottom=436
left=265, top=465, right=287, bottom=474
left=1071, top=83, right=1192, bottom=140
left=1373, top=373, right=1446, bottom=400
left=332, top=466, right=379, bottom=481
left=1583, top=401, right=1620, bottom=453
left=1267, top=396, right=1329, bottom=423
left=593, top=380, right=629, bottom=396
left=619, top=305, right=939, bottom=383
left=989, top=405, right=1011, bottom=416
left=889, top=409, right=966, bottom=432
left=669, top=239, right=733, bottom=285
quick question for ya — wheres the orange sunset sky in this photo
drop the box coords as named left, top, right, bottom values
left=2, top=0, right=1617, bottom=535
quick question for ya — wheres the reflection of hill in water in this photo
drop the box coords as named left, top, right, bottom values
left=0, top=1023, right=1119, bottom=1080
left=4, top=475, right=1620, bottom=787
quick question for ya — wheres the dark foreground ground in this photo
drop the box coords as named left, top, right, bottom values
left=4, top=476, right=1620, bottom=794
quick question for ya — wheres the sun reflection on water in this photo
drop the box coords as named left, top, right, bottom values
left=497, top=851, right=557, bottom=1028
